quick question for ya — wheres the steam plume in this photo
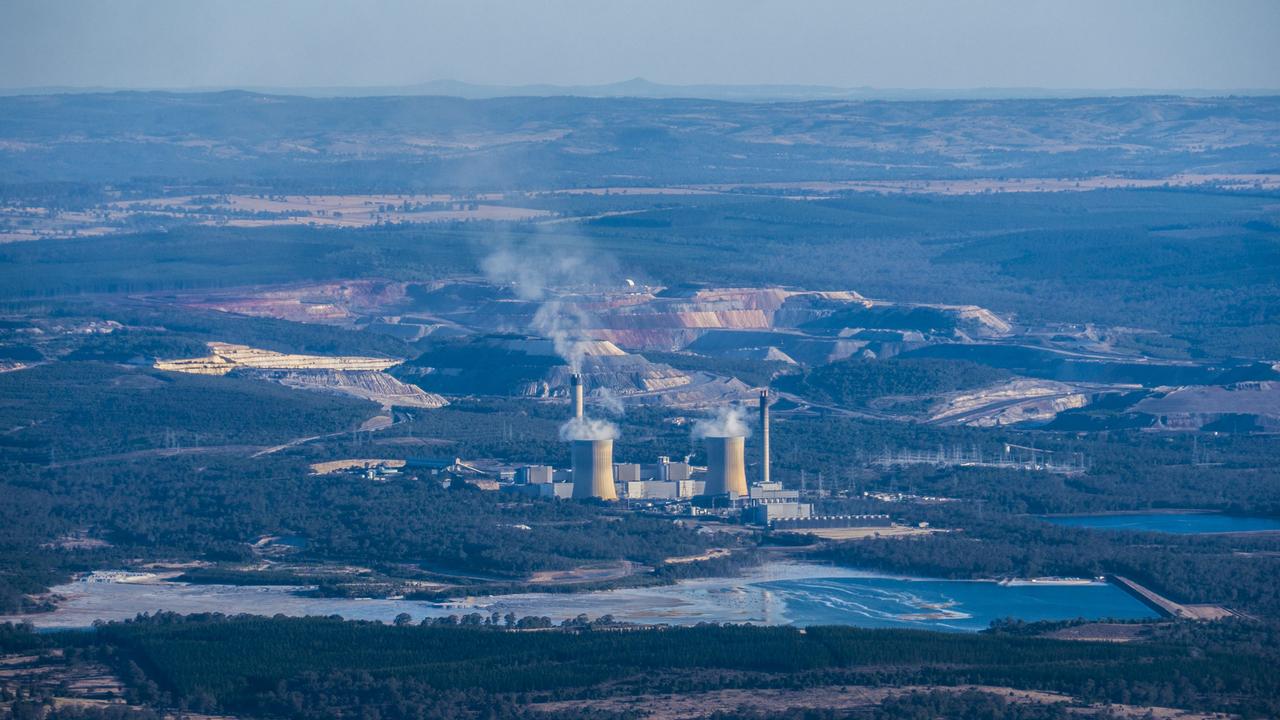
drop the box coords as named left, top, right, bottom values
left=532, top=298, right=591, bottom=373
left=480, top=235, right=602, bottom=374
left=480, top=232, right=627, bottom=435
left=560, top=416, right=620, bottom=441
left=593, top=386, right=625, bottom=416
left=692, top=405, right=751, bottom=439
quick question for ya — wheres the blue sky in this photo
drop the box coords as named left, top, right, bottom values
left=2, top=0, right=1277, bottom=90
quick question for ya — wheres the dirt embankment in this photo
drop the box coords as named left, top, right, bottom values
left=530, top=683, right=1225, bottom=720
left=155, top=342, right=399, bottom=375
left=156, top=342, right=447, bottom=409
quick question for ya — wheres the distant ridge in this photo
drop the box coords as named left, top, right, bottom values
left=3, top=77, right=1277, bottom=101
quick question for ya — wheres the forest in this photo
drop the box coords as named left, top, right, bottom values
left=774, top=357, right=1009, bottom=408
left=0, top=361, right=378, bottom=463
left=3, top=613, right=1279, bottom=719
left=2, top=188, right=1279, bottom=358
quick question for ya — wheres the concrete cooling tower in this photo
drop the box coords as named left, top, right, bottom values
left=703, top=435, right=747, bottom=496
left=571, top=438, right=618, bottom=500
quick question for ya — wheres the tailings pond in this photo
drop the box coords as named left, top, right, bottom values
left=1043, top=512, right=1280, bottom=534
left=8, top=563, right=1157, bottom=633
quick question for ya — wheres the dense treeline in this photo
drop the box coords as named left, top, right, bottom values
left=775, top=357, right=1009, bottom=408
left=0, top=362, right=377, bottom=463
left=3, top=188, right=1279, bottom=357
left=61, top=330, right=210, bottom=363
left=5, top=614, right=1277, bottom=718
left=722, top=691, right=1122, bottom=719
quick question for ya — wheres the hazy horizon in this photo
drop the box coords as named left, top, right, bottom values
left=2, top=0, right=1278, bottom=94
left=5, top=76, right=1280, bottom=96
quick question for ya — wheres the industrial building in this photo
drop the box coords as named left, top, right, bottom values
left=768, top=514, right=892, bottom=531
left=615, top=463, right=641, bottom=483
left=742, top=501, right=812, bottom=526
left=653, top=456, right=691, bottom=482
left=516, top=465, right=554, bottom=484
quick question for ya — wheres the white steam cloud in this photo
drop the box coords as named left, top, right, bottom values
left=480, top=246, right=591, bottom=302
left=532, top=298, right=592, bottom=373
left=480, top=234, right=604, bottom=374
left=480, top=231, right=626, bottom=439
left=593, top=386, right=625, bottom=416
left=560, top=416, right=620, bottom=441
left=692, top=405, right=751, bottom=439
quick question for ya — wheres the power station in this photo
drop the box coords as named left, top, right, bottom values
left=399, top=377, right=883, bottom=530
left=505, top=375, right=864, bottom=525
left=563, top=376, right=770, bottom=503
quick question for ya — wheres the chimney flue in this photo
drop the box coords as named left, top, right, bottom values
left=571, top=373, right=584, bottom=420
left=760, top=389, right=771, bottom=484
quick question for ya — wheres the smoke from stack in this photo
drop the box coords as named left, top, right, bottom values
left=480, top=233, right=617, bottom=376
left=533, top=299, right=592, bottom=373
left=594, top=386, right=624, bottom=416
left=479, top=234, right=631, bottom=502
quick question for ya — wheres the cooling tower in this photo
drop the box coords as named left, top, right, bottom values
left=571, top=373, right=584, bottom=420
left=704, top=435, right=748, bottom=496
left=759, top=389, right=771, bottom=484
left=571, top=438, right=617, bottom=500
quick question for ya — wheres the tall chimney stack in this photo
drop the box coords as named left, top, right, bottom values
left=759, top=389, right=771, bottom=484
left=571, top=373, right=584, bottom=420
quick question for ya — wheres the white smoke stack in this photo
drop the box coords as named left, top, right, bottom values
left=571, top=373, right=584, bottom=420
left=760, top=389, right=770, bottom=484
